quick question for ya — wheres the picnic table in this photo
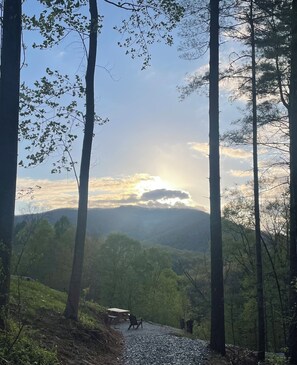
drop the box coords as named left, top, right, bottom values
left=107, top=307, right=130, bottom=323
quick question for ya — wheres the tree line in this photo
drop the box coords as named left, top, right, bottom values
left=13, top=217, right=183, bottom=328
left=11, top=212, right=290, bottom=353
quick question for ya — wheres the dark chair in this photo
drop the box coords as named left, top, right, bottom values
left=186, top=319, right=193, bottom=334
left=128, top=314, right=143, bottom=330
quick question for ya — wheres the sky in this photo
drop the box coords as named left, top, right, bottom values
left=15, top=1, right=255, bottom=215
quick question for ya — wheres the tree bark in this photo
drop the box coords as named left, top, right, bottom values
left=64, top=0, right=98, bottom=320
left=249, top=1, right=265, bottom=361
left=0, top=0, right=22, bottom=329
left=288, top=0, right=297, bottom=363
left=209, top=0, right=225, bottom=356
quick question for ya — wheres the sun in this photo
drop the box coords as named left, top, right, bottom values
left=135, top=176, right=174, bottom=196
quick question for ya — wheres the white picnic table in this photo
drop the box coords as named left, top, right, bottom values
left=107, top=307, right=130, bottom=323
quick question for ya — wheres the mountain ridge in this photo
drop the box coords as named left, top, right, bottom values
left=15, top=206, right=210, bottom=252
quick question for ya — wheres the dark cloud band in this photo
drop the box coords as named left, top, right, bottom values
left=141, top=188, right=189, bottom=201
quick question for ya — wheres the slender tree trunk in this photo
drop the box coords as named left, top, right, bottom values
left=270, top=300, right=277, bottom=352
left=209, top=0, right=225, bottom=355
left=64, top=0, right=98, bottom=320
left=249, top=1, right=265, bottom=361
left=261, top=237, right=287, bottom=346
left=0, top=0, right=22, bottom=329
left=288, top=0, right=297, bottom=363
left=230, top=298, right=236, bottom=345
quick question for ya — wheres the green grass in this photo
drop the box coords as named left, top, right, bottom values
left=0, top=332, right=59, bottom=365
left=1, top=277, right=109, bottom=365
left=10, top=277, right=106, bottom=328
left=10, top=278, right=67, bottom=316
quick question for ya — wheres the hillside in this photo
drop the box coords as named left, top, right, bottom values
left=16, top=206, right=210, bottom=252
left=2, top=277, right=122, bottom=365
left=3, top=279, right=260, bottom=365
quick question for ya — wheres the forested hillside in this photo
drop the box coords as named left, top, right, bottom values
left=12, top=214, right=288, bottom=354
left=15, top=207, right=211, bottom=252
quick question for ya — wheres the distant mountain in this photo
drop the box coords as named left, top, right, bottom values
left=15, top=206, right=210, bottom=252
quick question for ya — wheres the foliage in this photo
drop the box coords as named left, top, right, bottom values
left=11, top=205, right=292, bottom=353
left=94, top=234, right=183, bottom=327
left=9, top=277, right=106, bottom=329
left=266, top=353, right=289, bottom=365
left=222, top=189, right=290, bottom=351
left=12, top=217, right=74, bottom=292
left=0, top=329, right=59, bottom=365
left=10, top=278, right=67, bottom=317
left=19, top=70, right=84, bottom=171
left=0, top=277, right=113, bottom=364
left=12, top=220, right=185, bottom=327
left=1, top=279, right=63, bottom=365
left=23, top=0, right=90, bottom=49
left=110, top=0, right=184, bottom=68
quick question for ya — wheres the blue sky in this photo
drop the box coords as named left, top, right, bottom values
left=15, top=1, right=254, bottom=215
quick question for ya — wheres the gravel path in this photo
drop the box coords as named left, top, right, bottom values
left=114, top=321, right=209, bottom=365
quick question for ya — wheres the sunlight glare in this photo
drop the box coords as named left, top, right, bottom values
left=135, top=176, right=174, bottom=196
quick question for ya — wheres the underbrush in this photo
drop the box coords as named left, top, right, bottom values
left=205, top=347, right=288, bottom=365
left=0, top=324, right=59, bottom=365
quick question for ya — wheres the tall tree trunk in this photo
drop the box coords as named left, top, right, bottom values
left=288, top=0, right=297, bottom=363
left=209, top=0, right=225, bottom=355
left=262, top=236, right=287, bottom=347
left=0, top=0, right=22, bottom=329
left=249, top=1, right=265, bottom=361
left=64, top=0, right=98, bottom=320
left=269, top=300, right=277, bottom=352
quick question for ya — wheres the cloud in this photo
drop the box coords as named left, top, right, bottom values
left=228, top=169, right=253, bottom=178
left=145, top=200, right=189, bottom=209
left=16, top=174, right=151, bottom=210
left=141, top=189, right=190, bottom=201
left=221, top=146, right=252, bottom=159
left=189, top=142, right=252, bottom=159
left=16, top=174, right=196, bottom=213
left=189, top=142, right=209, bottom=157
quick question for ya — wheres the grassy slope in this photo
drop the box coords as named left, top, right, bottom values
left=1, top=278, right=122, bottom=365
left=2, top=279, right=282, bottom=365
